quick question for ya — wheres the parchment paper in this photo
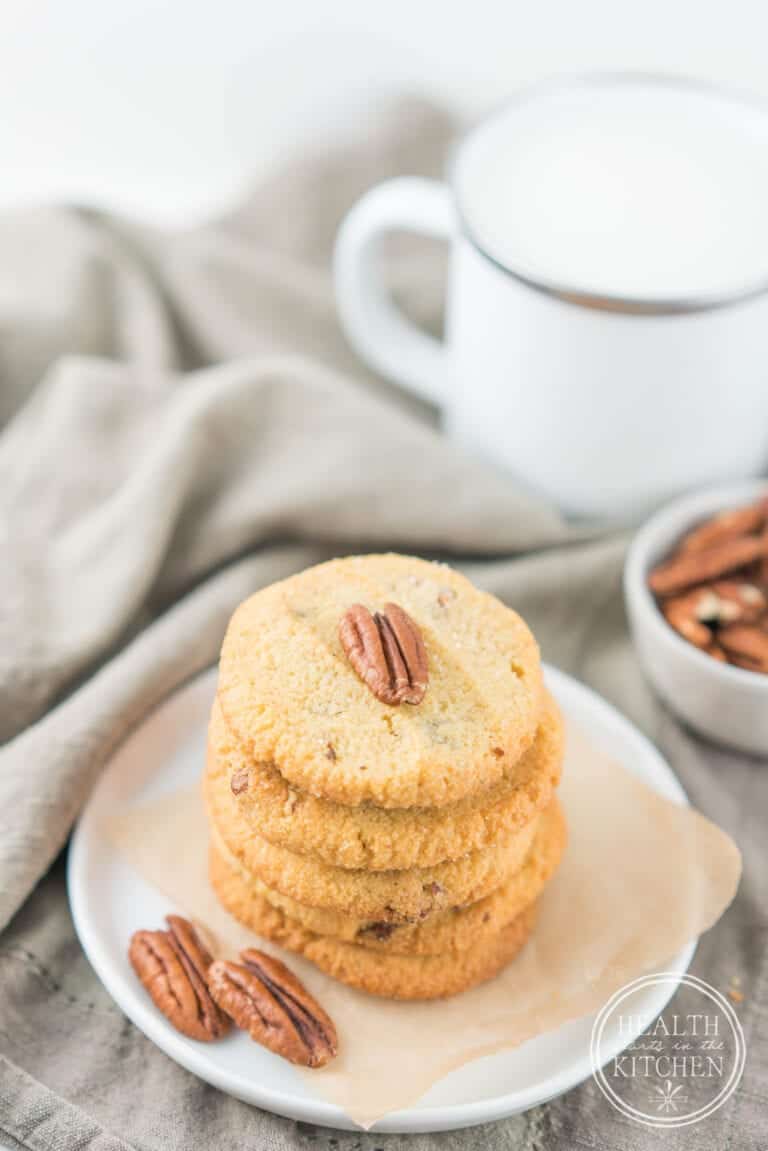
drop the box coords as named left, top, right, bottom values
left=106, top=722, right=741, bottom=1128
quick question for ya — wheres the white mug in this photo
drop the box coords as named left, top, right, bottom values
left=334, top=75, right=768, bottom=518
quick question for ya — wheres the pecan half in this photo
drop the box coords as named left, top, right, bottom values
left=759, top=529, right=768, bottom=587
left=707, top=581, right=767, bottom=624
left=208, top=949, right=337, bottom=1067
left=662, top=595, right=712, bottom=648
left=677, top=501, right=768, bottom=554
left=339, top=602, right=428, bottom=705
left=166, top=914, right=215, bottom=982
left=649, top=536, right=768, bottom=597
left=717, top=625, right=768, bottom=672
left=662, top=581, right=767, bottom=647
left=129, top=916, right=230, bottom=1041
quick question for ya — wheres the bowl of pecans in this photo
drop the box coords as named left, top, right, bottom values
left=625, top=481, right=768, bottom=755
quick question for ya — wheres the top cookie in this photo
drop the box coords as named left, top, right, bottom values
left=217, top=554, right=542, bottom=808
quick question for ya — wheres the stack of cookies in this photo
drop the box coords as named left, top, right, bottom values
left=206, top=554, right=566, bottom=1000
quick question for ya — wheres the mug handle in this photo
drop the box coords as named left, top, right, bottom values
left=333, top=178, right=454, bottom=406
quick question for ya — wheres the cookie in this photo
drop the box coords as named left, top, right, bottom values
left=213, top=798, right=565, bottom=956
left=205, top=759, right=540, bottom=922
left=209, top=691, right=564, bottom=871
left=209, top=843, right=538, bottom=999
left=216, top=554, right=542, bottom=809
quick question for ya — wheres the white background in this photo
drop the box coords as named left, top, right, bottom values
left=2, top=0, right=768, bottom=223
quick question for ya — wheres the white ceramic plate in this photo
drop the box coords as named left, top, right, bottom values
left=68, top=664, right=695, bottom=1133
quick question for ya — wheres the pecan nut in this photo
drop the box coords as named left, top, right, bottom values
left=662, top=594, right=712, bottom=649
left=649, top=535, right=768, bottom=597
left=129, top=916, right=230, bottom=1041
left=759, top=528, right=768, bottom=587
left=208, top=949, right=337, bottom=1067
left=339, top=602, right=428, bottom=705
left=707, top=581, right=767, bottom=624
left=661, top=581, right=768, bottom=648
left=717, top=624, right=768, bottom=672
left=677, top=501, right=768, bottom=554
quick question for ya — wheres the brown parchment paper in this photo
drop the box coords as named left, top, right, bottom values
left=105, top=722, right=741, bottom=1128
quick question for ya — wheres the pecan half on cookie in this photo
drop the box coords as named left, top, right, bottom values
left=208, top=949, right=337, bottom=1067
left=339, top=602, right=428, bottom=705
left=129, top=915, right=230, bottom=1041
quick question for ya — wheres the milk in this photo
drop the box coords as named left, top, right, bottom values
left=457, top=80, right=768, bottom=302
